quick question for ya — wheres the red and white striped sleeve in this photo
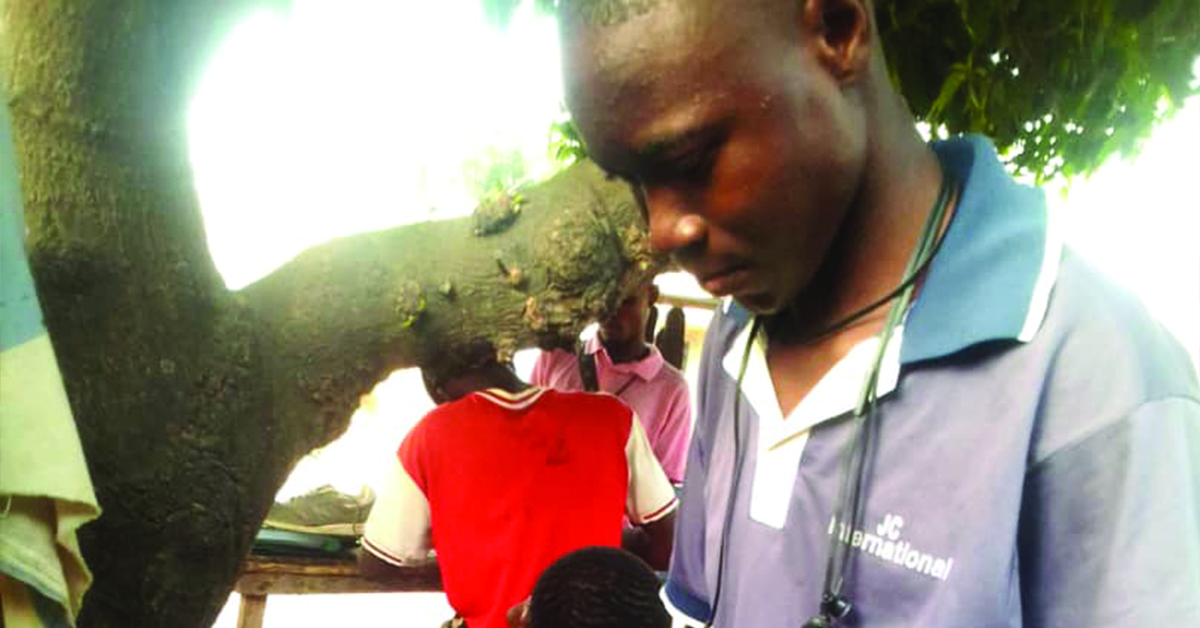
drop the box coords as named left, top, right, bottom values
left=361, top=455, right=434, bottom=566
left=625, top=411, right=679, bottom=525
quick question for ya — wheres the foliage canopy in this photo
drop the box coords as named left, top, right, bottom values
left=485, top=0, right=1200, bottom=180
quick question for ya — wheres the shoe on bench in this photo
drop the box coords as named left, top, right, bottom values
left=263, top=484, right=375, bottom=538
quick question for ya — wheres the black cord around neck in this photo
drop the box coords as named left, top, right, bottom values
left=770, top=179, right=957, bottom=349
left=809, top=163, right=958, bottom=627
left=705, top=161, right=959, bottom=628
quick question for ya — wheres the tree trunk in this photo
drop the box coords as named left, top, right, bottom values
left=1, top=2, right=652, bottom=626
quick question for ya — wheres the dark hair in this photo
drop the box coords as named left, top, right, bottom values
left=530, top=547, right=670, bottom=628
left=419, top=338, right=511, bottom=402
left=558, top=0, right=666, bottom=26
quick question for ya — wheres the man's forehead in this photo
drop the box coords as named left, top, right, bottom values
left=561, top=4, right=737, bottom=115
left=561, top=0, right=777, bottom=100
left=562, top=1, right=701, bottom=81
left=562, top=9, right=761, bottom=167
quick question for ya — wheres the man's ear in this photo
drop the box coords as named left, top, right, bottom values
left=505, top=597, right=531, bottom=628
left=800, top=0, right=873, bottom=84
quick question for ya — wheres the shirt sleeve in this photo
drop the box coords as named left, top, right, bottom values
left=531, top=350, right=552, bottom=387
left=361, top=434, right=434, bottom=566
left=1017, top=397, right=1200, bottom=627
left=625, top=412, right=678, bottom=525
left=661, top=309, right=737, bottom=627
left=662, top=426, right=713, bottom=627
left=653, top=381, right=693, bottom=484
left=532, top=348, right=579, bottom=390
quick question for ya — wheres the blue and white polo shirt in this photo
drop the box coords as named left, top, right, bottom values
left=664, top=136, right=1200, bottom=627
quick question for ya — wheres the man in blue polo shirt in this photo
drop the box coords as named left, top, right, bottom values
left=556, top=0, right=1200, bottom=626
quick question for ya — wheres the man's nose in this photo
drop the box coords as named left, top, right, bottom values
left=643, top=186, right=706, bottom=256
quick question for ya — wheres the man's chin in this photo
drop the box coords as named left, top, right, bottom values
left=733, top=290, right=786, bottom=316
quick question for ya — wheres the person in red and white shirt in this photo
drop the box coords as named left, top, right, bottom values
left=358, top=358, right=677, bottom=628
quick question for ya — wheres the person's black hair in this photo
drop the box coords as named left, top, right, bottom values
left=558, top=0, right=666, bottom=26
left=530, top=546, right=670, bottom=628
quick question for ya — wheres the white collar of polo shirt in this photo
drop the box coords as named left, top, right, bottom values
left=721, top=304, right=905, bottom=529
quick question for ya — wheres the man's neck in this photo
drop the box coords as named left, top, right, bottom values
left=600, top=337, right=651, bottom=364
left=774, top=119, right=950, bottom=346
left=457, top=367, right=529, bottom=398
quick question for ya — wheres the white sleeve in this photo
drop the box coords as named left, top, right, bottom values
left=661, top=587, right=708, bottom=628
left=361, top=456, right=434, bottom=565
left=625, top=412, right=679, bottom=525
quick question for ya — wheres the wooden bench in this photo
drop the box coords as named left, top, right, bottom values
left=234, top=553, right=442, bottom=628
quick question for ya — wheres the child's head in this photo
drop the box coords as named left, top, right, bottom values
left=420, top=352, right=519, bottom=405
left=529, top=546, right=670, bottom=628
left=598, top=281, right=659, bottom=351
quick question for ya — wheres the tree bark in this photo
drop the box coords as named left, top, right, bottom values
left=241, top=161, right=657, bottom=460
left=1, top=2, right=651, bottom=626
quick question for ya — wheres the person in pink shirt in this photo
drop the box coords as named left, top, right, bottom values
left=532, top=283, right=692, bottom=483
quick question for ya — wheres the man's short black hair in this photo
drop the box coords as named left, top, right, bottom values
left=558, top=0, right=667, bottom=26
left=530, top=546, right=670, bottom=628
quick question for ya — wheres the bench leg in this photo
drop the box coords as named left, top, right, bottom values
left=237, top=594, right=268, bottom=628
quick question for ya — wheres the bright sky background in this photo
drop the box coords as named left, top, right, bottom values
left=190, top=0, right=1200, bottom=372
left=195, top=5, right=1197, bottom=625
left=189, top=0, right=565, bottom=290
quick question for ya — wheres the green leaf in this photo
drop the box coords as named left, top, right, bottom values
left=876, top=0, right=1200, bottom=180
left=929, top=64, right=969, bottom=122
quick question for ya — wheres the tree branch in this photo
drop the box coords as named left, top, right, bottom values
left=242, top=159, right=656, bottom=454
left=2, top=2, right=657, bottom=626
